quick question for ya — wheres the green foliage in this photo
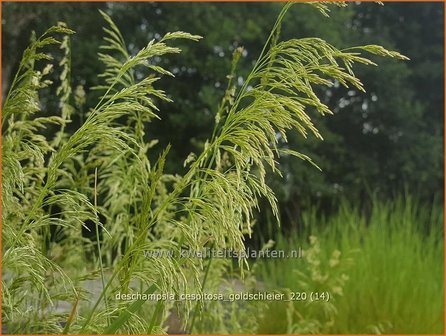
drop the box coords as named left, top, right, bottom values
left=256, top=196, right=444, bottom=334
left=2, top=24, right=77, bottom=334
left=2, top=3, right=409, bottom=334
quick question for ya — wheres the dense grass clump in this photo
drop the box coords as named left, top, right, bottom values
left=256, top=196, right=444, bottom=334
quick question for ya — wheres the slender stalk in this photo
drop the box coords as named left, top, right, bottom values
left=199, top=3, right=292, bottom=176
left=94, top=167, right=110, bottom=325
left=188, top=241, right=215, bottom=334
left=230, top=3, right=292, bottom=116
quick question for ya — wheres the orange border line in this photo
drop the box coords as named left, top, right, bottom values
left=443, top=1, right=446, bottom=335
left=0, top=0, right=445, bottom=3
left=0, top=1, right=444, bottom=336
left=1, top=0, right=3, bottom=334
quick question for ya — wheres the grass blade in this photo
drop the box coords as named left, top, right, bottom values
left=104, top=284, right=157, bottom=334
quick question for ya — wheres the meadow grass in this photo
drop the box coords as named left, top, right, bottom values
left=255, top=196, right=444, bottom=334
